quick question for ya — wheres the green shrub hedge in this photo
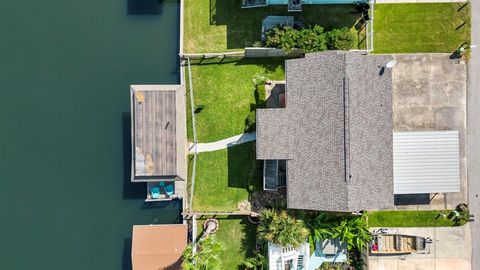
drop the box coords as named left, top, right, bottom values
left=265, top=26, right=355, bottom=52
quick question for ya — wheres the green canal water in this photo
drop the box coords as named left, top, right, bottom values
left=0, top=0, right=181, bottom=269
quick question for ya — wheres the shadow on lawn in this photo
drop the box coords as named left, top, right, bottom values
left=188, top=57, right=285, bottom=76
left=227, top=142, right=263, bottom=191
left=197, top=217, right=258, bottom=269
left=240, top=217, right=259, bottom=258
left=210, top=0, right=363, bottom=49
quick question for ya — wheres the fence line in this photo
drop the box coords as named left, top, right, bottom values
left=186, top=57, right=199, bottom=255
left=187, top=57, right=198, bottom=213
left=183, top=211, right=260, bottom=218
left=367, top=0, right=375, bottom=52
left=181, top=51, right=245, bottom=59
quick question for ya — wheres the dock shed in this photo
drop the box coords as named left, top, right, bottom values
left=131, top=224, right=188, bottom=270
left=130, top=85, right=187, bottom=182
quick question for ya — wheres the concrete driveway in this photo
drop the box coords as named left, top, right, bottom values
left=368, top=226, right=472, bottom=270
left=392, top=54, right=467, bottom=209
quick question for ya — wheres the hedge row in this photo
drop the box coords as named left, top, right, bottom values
left=265, top=25, right=356, bottom=52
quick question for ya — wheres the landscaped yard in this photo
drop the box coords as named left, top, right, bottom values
left=368, top=210, right=468, bottom=227
left=197, top=218, right=257, bottom=269
left=187, top=57, right=285, bottom=143
left=374, top=3, right=471, bottom=53
left=190, top=142, right=262, bottom=211
left=184, top=0, right=367, bottom=53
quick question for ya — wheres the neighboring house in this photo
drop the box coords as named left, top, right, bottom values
left=242, top=0, right=365, bottom=11
left=131, top=224, right=187, bottom=270
left=309, top=238, right=348, bottom=270
left=130, top=85, right=187, bottom=202
left=268, top=238, right=347, bottom=270
left=256, top=51, right=460, bottom=212
left=268, top=241, right=310, bottom=270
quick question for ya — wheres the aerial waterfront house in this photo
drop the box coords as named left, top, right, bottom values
left=131, top=224, right=187, bottom=270
left=130, top=85, right=187, bottom=202
left=256, top=51, right=461, bottom=212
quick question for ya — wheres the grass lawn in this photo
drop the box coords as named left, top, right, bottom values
left=374, top=3, right=471, bottom=53
left=190, top=142, right=262, bottom=211
left=368, top=210, right=468, bottom=227
left=184, top=0, right=367, bottom=53
left=198, top=218, right=257, bottom=269
left=187, top=57, right=285, bottom=143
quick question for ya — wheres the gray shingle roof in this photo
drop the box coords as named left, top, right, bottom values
left=256, top=51, right=394, bottom=212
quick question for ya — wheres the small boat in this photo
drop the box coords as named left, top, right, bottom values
left=370, top=234, right=430, bottom=255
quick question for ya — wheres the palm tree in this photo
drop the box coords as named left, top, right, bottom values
left=309, top=212, right=372, bottom=251
left=309, top=212, right=336, bottom=245
left=332, top=214, right=371, bottom=251
left=182, top=235, right=224, bottom=270
left=257, top=209, right=309, bottom=247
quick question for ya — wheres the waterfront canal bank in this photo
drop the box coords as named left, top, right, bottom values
left=0, top=0, right=181, bottom=269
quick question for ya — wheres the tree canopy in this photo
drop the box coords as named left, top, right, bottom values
left=265, top=26, right=356, bottom=52
left=257, top=209, right=310, bottom=247
left=182, top=236, right=225, bottom=270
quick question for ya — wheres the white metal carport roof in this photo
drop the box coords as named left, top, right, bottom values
left=393, top=131, right=460, bottom=194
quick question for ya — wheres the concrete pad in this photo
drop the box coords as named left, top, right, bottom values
left=435, top=259, right=471, bottom=270
left=392, top=54, right=467, bottom=209
left=369, top=259, right=399, bottom=270
left=435, top=226, right=471, bottom=259
left=398, top=259, right=434, bottom=270
left=368, top=226, right=471, bottom=270
left=429, top=193, right=447, bottom=210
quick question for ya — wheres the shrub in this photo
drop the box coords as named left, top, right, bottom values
left=308, top=212, right=372, bottom=251
left=182, top=236, right=224, bottom=270
left=252, top=74, right=269, bottom=86
left=241, top=252, right=267, bottom=270
left=265, top=26, right=299, bottom=52
left=245, top=110, right=256, bottom=133
left=265, top=25, right=355, bottom=52
left=296, top=25, right=327, bottom=53
left=326, top=27, right=356, bottom=50
left=254, top=83, right=266, bottom=108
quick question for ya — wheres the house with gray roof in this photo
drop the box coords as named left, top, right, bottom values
left=257, top=51, right=462, bottom=212
left=256, top=51, right=395, bottom=212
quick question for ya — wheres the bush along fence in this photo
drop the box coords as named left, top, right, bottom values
left=182, top=25, right=364, bottom=60
left=265, top=25, right=356, bottom=53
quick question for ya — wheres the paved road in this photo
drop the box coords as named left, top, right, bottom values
left=468, top=1, right=480, bottom=269
left=189, top=132, right=256, bottom=153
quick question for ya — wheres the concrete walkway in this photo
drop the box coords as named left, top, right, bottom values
left=189, top=132, right=256, bottom=153
left=467, top=0, right=480, bottom=269
left=376, top=0, right=466, bottom=3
